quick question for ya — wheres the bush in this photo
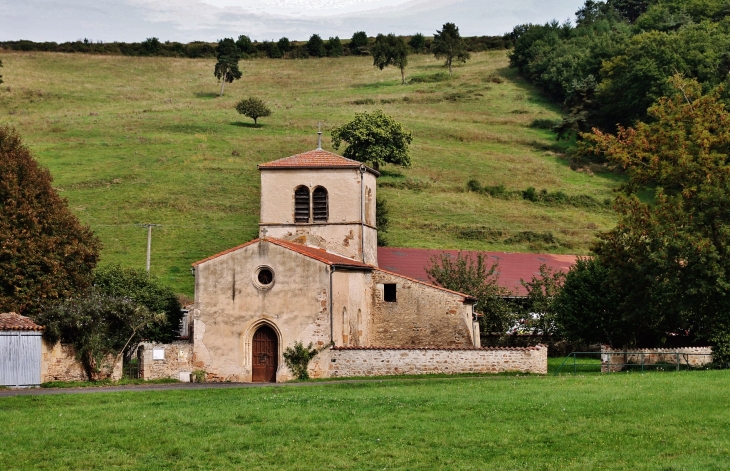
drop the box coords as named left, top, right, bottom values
left=283, top=341, right=320, bottom=380
left=235, top=97, right=272, bottom=126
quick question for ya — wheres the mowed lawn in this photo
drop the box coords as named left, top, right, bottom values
left=0, top=51, right=619, bottom=294
left=2, top=372, right=730, bottom=470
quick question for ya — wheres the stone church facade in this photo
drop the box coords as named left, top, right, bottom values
left=189, top=147, right=546, bottom=382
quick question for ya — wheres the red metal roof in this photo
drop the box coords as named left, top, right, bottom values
left=0, top=312, right=44, bottom=331
left=377, top=247, right=579, bottom=297
left=258, top=149, right=379, bottom=175
left=192, top=238, right=372, bottom=269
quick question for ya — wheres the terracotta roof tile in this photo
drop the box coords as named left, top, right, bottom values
left=377, top=247, right=579, bottom=297
left=191, top=238, right=373, bottom=269
left=0, top=312, right=44, bottom=331
left=258, top=149, right=379, bottom=175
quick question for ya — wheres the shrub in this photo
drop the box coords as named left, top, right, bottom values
left=466, top=179, right=482, bottom=192
left=530, top=119, right=559, bottom=130
left=235, top=97, right=272, bottom=126
left=283, top=341, right=320, bottom=380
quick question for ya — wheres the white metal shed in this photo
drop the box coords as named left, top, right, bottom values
left=0, top=312, right=44, bottom=387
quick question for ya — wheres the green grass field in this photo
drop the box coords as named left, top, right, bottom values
left=0, top=51, right=620, bottom=295
left=2, top=372, right=729, bottom=470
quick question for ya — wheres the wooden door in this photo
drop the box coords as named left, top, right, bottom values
left=252, top=326, right=278, bottom=382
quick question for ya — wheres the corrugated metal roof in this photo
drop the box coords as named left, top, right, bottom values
left=377, top=247, right=579, bottom=297
left=0, top=312, right=44, bottom=331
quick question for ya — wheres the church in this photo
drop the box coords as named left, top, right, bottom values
left=189, top=141, right=547, bottom=382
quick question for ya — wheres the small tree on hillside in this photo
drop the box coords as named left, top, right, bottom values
left=214, top=38, right=242, bottom=96
left=307, top=34, right=326, bottom=58
left=426, top=252, right=515, bottom=334
left=350, top=31, right=369, bottom=55
left=277, top=37, right=291, bottom=54
left=0, top=126, right=101, bottom=315
left=371, top=33, right=409, bottom=84
left=235, top=97, right=272, bottom=126
left=1, top=59, right=4, bottom=84
left=432, top=22, right=470, bottom=75
left=236, top=35, right=257, bottom=56
left=331, top=110, right=413, bottom=170
left=37, top=290, right=165, bottom=380
left=327, top=36, right=344, bottom=57
left=141, top=37, right=161, bottom=56
left=409, top=33, right=426, bottom=53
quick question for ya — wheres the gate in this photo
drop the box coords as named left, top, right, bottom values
left=0, top=331, right=42, bottom=387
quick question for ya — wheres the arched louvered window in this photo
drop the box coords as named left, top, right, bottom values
left=294, top=186, right=310, bottom=223
left=312, top=187, right=328, bottom=222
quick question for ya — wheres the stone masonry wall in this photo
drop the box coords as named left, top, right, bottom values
left=139, top=341, right=194, bottom=381
left=41, top=341, right=122, bottom=382
left=600, top=346, right=712, bottom=372
left=370, top=270, right=474, bottom=348
left=323, top=345, right=547, bottom=377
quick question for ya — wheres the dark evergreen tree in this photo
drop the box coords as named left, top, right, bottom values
left=307, top=34, right=326, bottom=58
left=214, top=37, right=242, bottom=96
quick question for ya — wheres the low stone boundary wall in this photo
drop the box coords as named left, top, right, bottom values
left=41, top=341, right=122, bottom=382
left=600, top=346, right=712, bottom=372
left=323, top=345, right=547, bottom=377
left=138, top=341, right=194, bottom=381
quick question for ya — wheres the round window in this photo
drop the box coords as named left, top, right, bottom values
left=253, top=266, right=275, bottom=290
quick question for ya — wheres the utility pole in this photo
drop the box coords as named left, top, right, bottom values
left=138, top=224, right=161, bottom=274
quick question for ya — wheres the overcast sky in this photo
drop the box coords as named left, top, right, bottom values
left=0, top=0, right=586, bottom=43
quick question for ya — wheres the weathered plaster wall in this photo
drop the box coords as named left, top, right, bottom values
left=139, top=341, right=194, bottom=381
left=41, top=341, right=121, bottom=382
left=193, top=240, right=334, bottom=382
left=323, top=345, right=547, bottom=377
left=369, top=270, right=475, bottom=348
left=600, top=346, right=712, bottom=372
left=264, top=225, right=368, bottom=263
left=331, top=270, right=373, bottom=347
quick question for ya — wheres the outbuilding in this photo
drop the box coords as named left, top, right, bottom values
left=0, top=312, right=44, bottom=387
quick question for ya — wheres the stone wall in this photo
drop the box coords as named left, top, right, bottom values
left=369, top=270, right=476, bottom=348
left=41, top=341, right=122, bottom=382
left=139, top=341, right=194, bottom=381
left=600, top=346, right=713, bottom=372
left=323, top=345, right=547, bottom=377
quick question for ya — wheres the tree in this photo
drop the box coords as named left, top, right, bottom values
left=307, top=34, right=326, bottom=58
left=409, top=33, right=426, bottom=53
left=36, top=290, right=164, bottom=380
left=0, top=126, right=101, bottom=315
left=0, top=59, right=3, bottom=85
left=376, top=197, right=390, bottom=247
left=330, top=110, right=413, bottom=170
left=426, top=252, right=515, bottom=334
left=515, top=265, right=566, bottom=336
left=432, top=22, right=470, bottom=75
left=277, top=37, right=291, bottom=54
left=214, top=38, right=242, bottom=96
left=350, top=31, right=369, bottom=55
left=141, top=37, right=161, bottom=56
left=235, top=97, right=272, bottom=126
left=236, top=35, right=257, bottom=56
left=93, top=264, right=182, bottom=343
left=327, top=37, right=343, bottom=57
left=575, top=76, right=730, bottom=348
left=371, top=34, right=409, bottom=84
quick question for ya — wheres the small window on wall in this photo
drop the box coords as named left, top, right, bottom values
left=312, top=186, right=328, bottom=222
left=294, top=186, right=310, bottom=223
left=384, top=284, right=397, bottom=302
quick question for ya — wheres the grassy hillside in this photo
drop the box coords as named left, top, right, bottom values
left=0, top=51, right=619, bottom=295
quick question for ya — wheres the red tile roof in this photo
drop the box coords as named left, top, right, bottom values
left=191, top=238, right=373, bottom=269
left=377, top=247, right=579, bottom=297
left=0, top=312, right=44, bottom=331
left=258, top=149, right=379, bottom=176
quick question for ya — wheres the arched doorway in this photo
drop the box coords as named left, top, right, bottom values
left=252, top=325, right=278, bottom=382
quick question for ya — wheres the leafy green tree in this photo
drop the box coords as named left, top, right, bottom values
left=307, top=34, right=326, bottom=58
left=516, top=265, right=566, bottom=336
left=408, top=33, right=426, bottom=53
left=426, top=252, right=515, bottom=334
left=0, top=126, right=101, bottom=315
left=236, top=34, right=257, bottom=56
left=37, top=290, right=164, bottom=380
left=93, top=264, right=182, bottom=343
left=350, top=31, right=369, bottom=55
left=376, top=197, right=390, bottom=247
left=235, top=96, right=272, bottom=126
left=331, top=110, right=412, bottom=170
left=579, top=76, right=730, bottom=348
left=141, top=37, right=161, bottom=56
left=327, top=36, right=343, bottom=57
left=277, top=37, right=291, bottom=53
left=432, top=22, right=470, bottom=75
left=214, top=38, right=242, bottom=96
left=371, top=33, right=409, bottom=84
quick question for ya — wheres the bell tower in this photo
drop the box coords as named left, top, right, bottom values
left=257, top=148, right=379, bottom=265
